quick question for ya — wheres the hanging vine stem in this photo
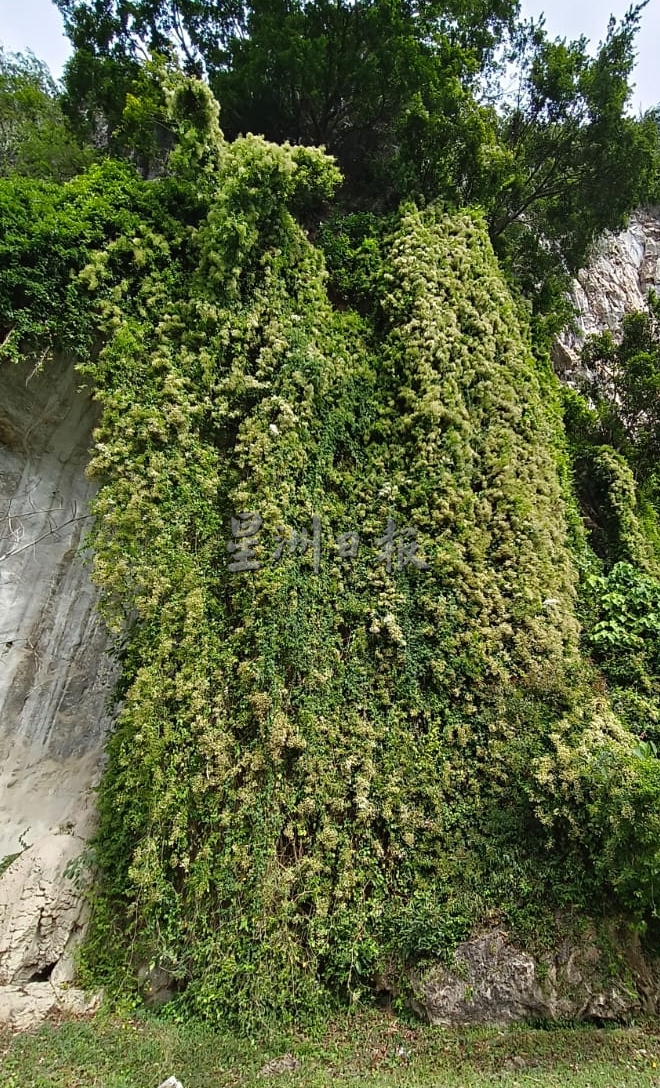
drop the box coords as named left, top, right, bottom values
left=0, top=487, right=68, bottom=549
left=0, top=509, right=93, bottom=563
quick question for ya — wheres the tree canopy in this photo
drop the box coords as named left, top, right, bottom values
left=53, top=0, right=659, bottom=331
left=0, top=48, right=92, bottom=180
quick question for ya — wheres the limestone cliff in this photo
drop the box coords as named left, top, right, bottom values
left=554, top=205, right=660, bottom=376
left=0, top=352, right=113, bottom=1019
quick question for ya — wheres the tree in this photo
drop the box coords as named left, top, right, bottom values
left=580, top=291, right=660, bottom=482
left=55, top=0, right=516, bottom=88
left=56, top=0, right=517, bottom=202
left=488, top=8, right=660, bottom=326
left=0, top=48, right=92, bottom=180
left=53, top=0, right=660, bottom=336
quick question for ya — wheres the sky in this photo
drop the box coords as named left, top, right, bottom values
left=0, top=0, right=658, bottom=112
left=519, top=0, right=659, bottom=115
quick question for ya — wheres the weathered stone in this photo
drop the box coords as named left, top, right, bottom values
left=137, top=963, right=178, bottom=1008
left=0, top=353, right=115, bottom=859
left=0, top=831, right=88, bottom=987
left=410, top=926, right=656, bottom=1027
left=0, top=982, right=101, bottom=1031
left=0, top=352, right=115, bottom=1025
left=556, top=205, right=660, bottom=378
left=258, top=1054, right=301, bottom=1077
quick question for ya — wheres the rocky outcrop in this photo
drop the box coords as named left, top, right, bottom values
left=0, top=980, right=101, bottom=1032
left=554, top=206, right=660, bottom=377
left=411, top=925, right=656, bottom=1027
left=0, top=352, right=114, bottom=1024
left=0, top=830, right=88, bottom=986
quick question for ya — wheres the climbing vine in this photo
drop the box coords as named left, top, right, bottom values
left=74, top=75, right=586, bottom=1025
left=2, top=68, right=660, bottom=1030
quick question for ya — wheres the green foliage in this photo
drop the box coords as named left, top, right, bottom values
left=54, top=0, right=660, bottom=336
left=3, top=65, right=660, bottom=1030
left=584, top=444, right=655, bottom=569
left=580, top=290, right=660, bottom=483
left=59, top=47, right=140, bottom=154
left=584, top=563, right=660, bottom=688
left=52, top=71, right=591, bottom=1026
left=381, top=889, right=476, bottom=966
left=562, top=316, right=660, bottom=572
left=522, top=712, right=660, bottom=917
left=0, top=48, right=93, bottom=181
left=561, top=305, right=660, bottom=765
left=0, top=852, right=20, bottom=878
left=316, top=213, right=390, bottom=315
left=0, top=158, right=176, bottom=363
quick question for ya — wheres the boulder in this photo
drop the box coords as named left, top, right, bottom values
left=410, top=925, right=656, bottom=1027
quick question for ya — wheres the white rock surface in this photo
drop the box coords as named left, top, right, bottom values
left=0, top=353, right=114, bottom=857
left=0, top=981, right=100, bottom=1032
left=0, top=352, right=115, bottom=1024
left=0, top=831, right=88, bottom=986
left=554, top=206, right=660, bottom=375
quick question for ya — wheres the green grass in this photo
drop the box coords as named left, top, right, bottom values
left=2, top=1010, right=660, bottom=1088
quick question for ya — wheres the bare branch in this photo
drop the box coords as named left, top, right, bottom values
left=0, top=512, right=93, bottom=563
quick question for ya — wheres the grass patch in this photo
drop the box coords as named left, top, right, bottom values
left=1, top=1010, right=660, bottom=1087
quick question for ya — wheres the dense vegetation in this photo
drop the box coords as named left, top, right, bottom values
left=54, top=0, right=660, bottom=335
left=1, top=0, right=660, bottom=1031
left=0, top=47, right=91, bottom=180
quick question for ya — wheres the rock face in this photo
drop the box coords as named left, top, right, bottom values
left=411, top=925, right=657, bottom=1027
left=554, top=205, right=660, bottom=376
left=0, top=980, right=101, bottom=1032
left=0, top=352, right=114, bottom=1023
left=0, top=830, right=88, bottom=986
